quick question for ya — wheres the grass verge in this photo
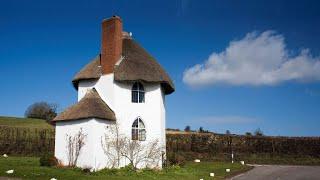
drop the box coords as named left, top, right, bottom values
left=0, top=157, right=251, bottom=180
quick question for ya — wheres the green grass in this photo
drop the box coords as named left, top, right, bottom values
left=0, top=157, right=251, bottom=180
left=0, top=116, right=53, bottom=130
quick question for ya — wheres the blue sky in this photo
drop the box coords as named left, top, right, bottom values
left=1, top=0, right=320, bottom=136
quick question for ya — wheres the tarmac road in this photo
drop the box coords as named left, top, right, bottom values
left=230, top=164, right=320, bottom=180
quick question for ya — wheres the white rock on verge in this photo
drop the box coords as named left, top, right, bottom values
left=50, top=178, right=57, bottom=180
left=240, top=161, right=245, bottom=165
left=200, top=179, right=204, bottom=180
left=194, top=159, right=201, bottom=163
left=3, top=154, right=8, bottom=158
left=210, top=172, right=215, bottom=177
left=6, top=170, right=14, bottom=174
left=226, top=168, right=230, bottom=172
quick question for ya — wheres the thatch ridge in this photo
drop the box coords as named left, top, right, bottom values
left=52, top=88, right=116, bottom=122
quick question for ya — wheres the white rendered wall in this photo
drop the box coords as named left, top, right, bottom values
left=65, top=73, right=166, bottom=169
left=55, top=118, right=115, bottom=170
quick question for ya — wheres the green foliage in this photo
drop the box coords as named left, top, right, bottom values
left=39, top=153, right=58, bottom=167
left=254, top=128, right=264, bottom=136
left=120, top=163, right=135, bottom=172
left=245, top=132, right=252, bottom=136
left=25, top=102, right=58, bottom=121
left=167, top=152, right=186, bottom=166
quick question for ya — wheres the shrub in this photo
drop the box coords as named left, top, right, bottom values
left=184, top=126, right=191, bottom=132
left=39, top=153, right=58, bottom=167
left=82, top=166, right=92, bottom=174
left=167, top=152, right=186, bottom=166
left=25, top=102, right=58, bottom=121
left=254, top=128, right=264, bottom=136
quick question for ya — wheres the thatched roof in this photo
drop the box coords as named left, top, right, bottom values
left=72, top=38, right=175, bottom=94
left=52, top=89, right=115, bottom=122
left=72, top=56, right=102, bottom=89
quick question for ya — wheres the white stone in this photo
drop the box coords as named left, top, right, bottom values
left=226, top=168, right=230, bottom=172
left=200, top=179, right=204, bottom=180
left=194, top=159, right=201, bottom=163
left=50, top=178, right=57, bottom=180
left=240, top=161, right=245, bottom=165
left=210, top=173, right=215, bottom=177
left=3, top=154, right=8, bottom=158
left=55, top=74, right=167, bottom=170
left=6, top=170, right=14, bottom=174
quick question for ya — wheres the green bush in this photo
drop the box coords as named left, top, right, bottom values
left=167, top=152, right=186, bottom=166
left=39, top=153, right=58, bottom=167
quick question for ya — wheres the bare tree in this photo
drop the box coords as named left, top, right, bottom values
left=66, top=128, right=87, bottom=167
left=101, top=124, right=164, bottom=170
left=120, top=138, right=164, bottom=170
left=101, top=123, right=125, bottom=168
left=144, top=140, right=164, bottom=168
left=120, top=138, right=145, bottom=169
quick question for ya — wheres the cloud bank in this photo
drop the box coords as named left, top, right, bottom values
left=183, top=31, right=320, bottom=87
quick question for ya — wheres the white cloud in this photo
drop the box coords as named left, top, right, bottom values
left=183, top=31, right=320, bottom=87
left=195, top=115, right=259, bottom=125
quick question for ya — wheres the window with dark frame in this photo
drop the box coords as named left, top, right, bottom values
left=131, top=117, right=146, bottom=141
left=131, top=82, right=145, bottom=103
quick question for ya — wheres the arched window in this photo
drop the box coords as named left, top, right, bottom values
left=131, top=117, right=146, bottom=141
left=131, top=82, right=145, bottom=103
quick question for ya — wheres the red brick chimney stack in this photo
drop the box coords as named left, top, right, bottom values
left=101, top=16, right=123, bottom=74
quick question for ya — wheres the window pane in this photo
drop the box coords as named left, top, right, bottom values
left=132, top=82, right=138, bottom=90
left=132, top=91, right=138, bottom=103
left=132, top=129, right=138, bottom=140
left=139, top=129, right=146, bottom=141
left=138, top=119, right=145, bottom=128
left=138, top=83, right=144, bottom=91
left=132, top=119, right=138, bottom=128
left=139, top=91, right=145, bottom=103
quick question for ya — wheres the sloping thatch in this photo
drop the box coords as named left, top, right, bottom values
left=72, top=38, right=175, bottom=94
left=72, top=56, right=102, bottom=89
left=52, top=89, right=115, bottom=122
left=114, top=39, right=174, bottom=94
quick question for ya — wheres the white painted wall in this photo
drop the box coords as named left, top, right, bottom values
left=55, top=118, right=115, bottom=170
left=56, top=73, right=166, bottom=170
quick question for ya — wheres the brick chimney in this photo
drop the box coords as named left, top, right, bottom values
left=101, top=16, right=123, bottom=74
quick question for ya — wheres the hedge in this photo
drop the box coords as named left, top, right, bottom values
left=1, top=126, right=320, bottom=163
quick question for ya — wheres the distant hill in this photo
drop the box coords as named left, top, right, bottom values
left=0, top=116, right=53, bottom=130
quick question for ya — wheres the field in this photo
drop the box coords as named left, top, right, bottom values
left=0, top=156, right=251, bottom=180
left=0, top=116, right=53, bottom=130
